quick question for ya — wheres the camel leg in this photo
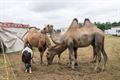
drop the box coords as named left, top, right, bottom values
left=94, top=46, right=101, bottom=71
left=38, top=48, right=44, bottom=65
left=91, top=44, right=97, bottom=63
left=68, top=49, right=72, bottom=67
left=31, top=52, right=35, bottom=63
left=58, top=53, right=61, bottom=64
left=74, top=48, right=78, bottom=66
left=40, top=52, right=44, bottom=65
left=31, top=58, right=35, bottom=63
left=68, top=47, right=75, bottom=69
left=101, top=47, right=108, bottom=71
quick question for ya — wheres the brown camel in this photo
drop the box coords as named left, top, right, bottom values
left=42, top=18, right=108, bottom=71
left=46, top=44, right=67, bottom=65
left=22, top=27, right=51, bottom=64
left=42, top=24, right=95, bottom=65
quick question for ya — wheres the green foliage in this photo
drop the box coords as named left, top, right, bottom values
left=94, top=21, right=120, bottom=31
left=112, top=22, right=120, bottom=27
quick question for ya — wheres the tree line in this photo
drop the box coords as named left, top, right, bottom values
left=94, top=21, right=120, bottom=31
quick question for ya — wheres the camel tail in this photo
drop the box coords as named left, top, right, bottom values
left=101, top=37, right=108, bottom=64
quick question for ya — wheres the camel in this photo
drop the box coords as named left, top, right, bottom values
left=42, top=18, right=108, bottom=71
left=46, top=44, right=67, bottom=65
left=42, top=24, right=95, bottom=65
left=46, top=44, right=79, bottom=67
left=22, top=27, right=51, bottom=64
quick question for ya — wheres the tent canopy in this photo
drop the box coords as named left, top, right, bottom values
left=0, top=27, right=24, bottom=53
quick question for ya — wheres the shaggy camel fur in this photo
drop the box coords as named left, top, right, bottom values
left=42, top=18, right=108, bottom=71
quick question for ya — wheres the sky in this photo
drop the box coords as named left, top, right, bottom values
left=0, top=0, right=120, bottom=29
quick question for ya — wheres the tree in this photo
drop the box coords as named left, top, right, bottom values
left=94, top=21, right=120, bottom=31
left=112, top=22, right=119, bottom=26
left=95, top=22, right=106, bottom=31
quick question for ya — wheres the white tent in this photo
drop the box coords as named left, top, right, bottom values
left=105, top=27, right=120, bottom=36
left=0, top=27, right=24, bottom=53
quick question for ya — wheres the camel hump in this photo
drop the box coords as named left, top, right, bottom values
left=84, top=18, right=90, bottom=22
left=73, top=18, right=78, bottom=23
left=68, top=18, right=79, bottom=29
left=83, top=18, right=92, bottom=27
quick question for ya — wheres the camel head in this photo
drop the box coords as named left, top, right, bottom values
left=42, top=24, right=54, bottom=34
left=46, top=47, right=56, bottom=65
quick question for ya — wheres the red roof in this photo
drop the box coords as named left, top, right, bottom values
left=0, top=22, right=30, bottom=28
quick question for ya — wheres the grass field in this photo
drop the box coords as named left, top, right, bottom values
left=0, top=35, right=120, bottom=80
